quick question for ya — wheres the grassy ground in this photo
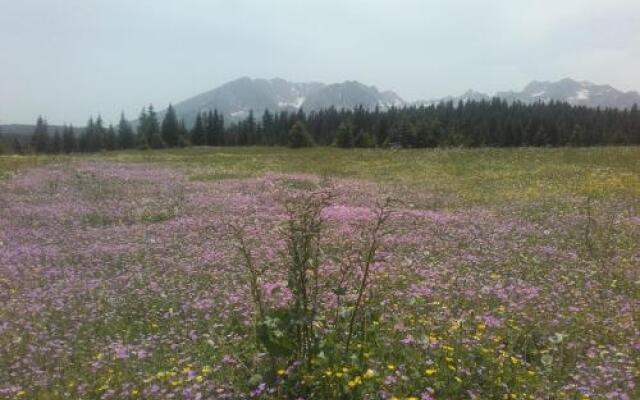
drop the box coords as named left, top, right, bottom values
left=0, top=147, right=638, bottom=399
left=3, top=147, right=639, bottom=204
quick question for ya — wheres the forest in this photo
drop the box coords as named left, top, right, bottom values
left=15, top=99, right=640, bottom=154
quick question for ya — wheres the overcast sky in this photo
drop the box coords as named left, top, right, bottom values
left=1, top=0, right=639, bottom=125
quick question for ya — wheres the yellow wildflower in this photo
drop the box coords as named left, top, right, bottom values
left=424, top=368, right=437, bottom=376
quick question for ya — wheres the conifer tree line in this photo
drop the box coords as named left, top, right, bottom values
left=24, top=99, right=640, bottom=154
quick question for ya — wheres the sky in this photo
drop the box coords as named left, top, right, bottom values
left=1, top=0, right=639, bottom=125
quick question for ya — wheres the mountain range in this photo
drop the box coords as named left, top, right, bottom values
left=415, top=78, right=640, bottom=109
left=167, top=77, right=404, bottom=126
left=2, top=77, right=639, bottom=134
left=168, top=77, right=640, bottom=126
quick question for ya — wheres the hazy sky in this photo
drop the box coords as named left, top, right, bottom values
left=1, top=0, right=639, bottom=125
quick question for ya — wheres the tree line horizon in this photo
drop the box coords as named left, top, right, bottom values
left=11, top=99, right=640, bottom=154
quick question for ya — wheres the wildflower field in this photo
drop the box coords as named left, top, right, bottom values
left=0, top=147, right=638, bottom=399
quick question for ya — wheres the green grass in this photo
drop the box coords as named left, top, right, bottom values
left=3, top=146, right=639, bottom=207
left=0, top=154, right=47, bottom=179
left=96, top=146, right=640, bottom=205
left=3, top=147, right=638, bottom=207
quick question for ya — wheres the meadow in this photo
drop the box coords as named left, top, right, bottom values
left=0, top=147, right=638, bottom=399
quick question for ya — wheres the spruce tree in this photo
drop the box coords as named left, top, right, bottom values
left=137, top=108, right=148, bottom=147
left=287, top=121, right=314, bottom=148
left=262, top=109, right=274, bottom=145
left=117, top=112, right=135, bottom=149
left=207, top=109, right=223, bottom=146
left=161, top=104, right=180, bottom=147
left=88, top=116, right=106, bottom=152
left=51, top=130, right=62, bottom=153
left=31, top=116, right=50, bottom=153
left=354, top=130, right=374, bottom=148
left=142, top=105, right=163, bottom=148
left=205, top=110, right=215, bottom=146
left=79, top=119, right=92, bottom=152
left=178, top=119, right=189, bottom=147
left=104, top=125, right=117, bottom=150
left=62, top=125, right=76, bottom=153
left=13, top=138, right=24, bottom=155
left=399, top=120, right=416, bottom=148
left=0, top=127, right=4, bottom=155
left=191, top=113, right=206, bottom=145
left=334, top=121, right=354, bottom=148
left=138, top=105, right=161, bottom=147
left=217, top=112, right=225, bottom=145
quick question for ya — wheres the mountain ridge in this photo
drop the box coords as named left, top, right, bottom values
left=169, top=77, right=640, bottom=126
left=3, top=77, right=638, bottom=132
left=166, top=77, right=405, bottom=126
left=423, top=78, right=640, bottom=109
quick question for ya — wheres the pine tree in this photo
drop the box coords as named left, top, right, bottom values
left=178, top=119, right=189, bottom=147
left=142, top=105, right=163, bottom=149
left=104, top=125, right=117, bottom=150
left=399, top=120, right=416, bottom=148
left=262, top=109, right=274, bottom=145
left=89, top=115, right=107, bottom=152
left=533, top=125, right=548, bottom=147
left=334, top=121, right=354, bottom=148
left=62, top=125, right=76, bottom=153
left=191, top=113, right=206, bottom=145
left=0, top=126, right=4, bottom=155
left=161, top=104, right=180, bottom=147
left=354, top=130, right=375, bottom=148
left=205, top=109, right=224, bottom=146
left=31, top=116, right=50, bottom=153
left=217, top=112, right=225, bottom=145
left=79, top=119, right=92, bottom=152
left=287, top=121, right=314, bottom=148
left=205, top=110, right=215, bottom=146
left=138, top=105, right=161, bottom=147
left=13, top=138, right=24, bottom=155
left=51, top=130, right=62, bottom=153
left=117, top=112, right=135, bottom=149
left=137, top=108, right=148, bottom=147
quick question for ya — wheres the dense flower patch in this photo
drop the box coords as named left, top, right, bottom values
left=0, top=161, right=637, bottom=399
